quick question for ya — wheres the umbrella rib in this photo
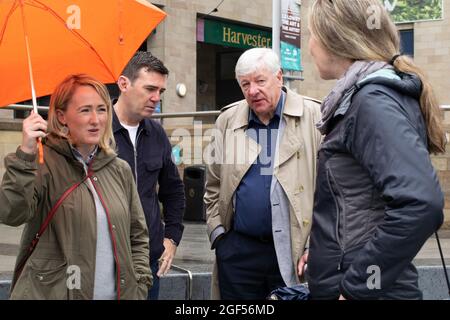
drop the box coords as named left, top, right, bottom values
left=19, top=0, right=39, bottom=113
left=0, top=1, right=20, bottom=45
left=25, top=0, right=117, bottom=81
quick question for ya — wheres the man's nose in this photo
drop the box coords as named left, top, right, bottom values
left=248, top=83, right=259, bottom=96
left=150, top=91, right=161, bottom=102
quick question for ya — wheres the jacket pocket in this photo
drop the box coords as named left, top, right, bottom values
left=215, top=231, right=236, bottom=262
left=28, top=258, right=68, bottom=300
left=145, top=161, right=163, bottom=172
left=137, top=281, right=148, bottom=300
left=135, top=270, right=151, bottom=300
left=142, top=161, right=163, bottom=193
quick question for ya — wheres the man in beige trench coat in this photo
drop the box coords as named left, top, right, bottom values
left=204, top=48, right=322, bottom=300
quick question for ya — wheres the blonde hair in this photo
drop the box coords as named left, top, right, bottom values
left=48, top=74, right=116, bottom=154
left=309, top=0, right=445, bottom=154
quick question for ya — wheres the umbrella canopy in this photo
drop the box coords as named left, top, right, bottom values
left=0, top=0, right=166, bottom=107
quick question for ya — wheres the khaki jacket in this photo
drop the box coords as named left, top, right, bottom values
left=0, top=135, right=151, bottom=300
left=204, top=88, right=322, bottom=299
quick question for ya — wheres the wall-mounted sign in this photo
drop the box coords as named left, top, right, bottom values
left=383, top=0, right=443, bottom=23
left=197, top=18, right=272, bottom=49
left=280, top=0, right=302, bottom=71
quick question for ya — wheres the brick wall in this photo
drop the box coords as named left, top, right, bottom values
left=414, top=0, right=450, bottom=106
left=436, top=110, right=450, bottom=228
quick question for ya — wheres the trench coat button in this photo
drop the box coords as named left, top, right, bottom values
left=37, top=275, right=44, bottom=281
left=92, top=176, right=98, bottom=182
left=297, top=151, right=301, bottom=159
left=299, top=185, right=304, bottom=193
left=303, top=219, right=310, bottom=227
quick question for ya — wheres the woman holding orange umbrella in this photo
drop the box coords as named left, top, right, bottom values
left=0, top=74, right=151, bottom=300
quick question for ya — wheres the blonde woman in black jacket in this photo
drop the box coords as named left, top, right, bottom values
left=299, top=0, right=445, bottom=300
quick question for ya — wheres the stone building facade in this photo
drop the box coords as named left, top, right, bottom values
left=145, top=0, right=450, bottom=119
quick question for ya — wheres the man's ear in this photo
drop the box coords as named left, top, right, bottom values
left=117, top=76, right=130, bottom=92
left=56, top=109, right=66, bottom=125
left=277, top=69, right=283, bottom=86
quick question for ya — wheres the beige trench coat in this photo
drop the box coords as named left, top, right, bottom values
left=204, top=88, right=322, bottom=299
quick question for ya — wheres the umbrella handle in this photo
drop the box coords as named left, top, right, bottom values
left=38, top=138, right=44, bottom=164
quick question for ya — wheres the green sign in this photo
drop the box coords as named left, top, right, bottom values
left=281, top=42, right=301, bottom=71
left=198, top=19, right=272, bottom=49
left=383, top=0, right=443, bottom=23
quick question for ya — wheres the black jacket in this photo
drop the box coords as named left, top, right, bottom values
left=113, top=112, right=185, bottom=262
left=307, top=72, right=444, bottom=300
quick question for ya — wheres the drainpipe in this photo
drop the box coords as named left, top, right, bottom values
left=272, top=0, right=281, bottom=58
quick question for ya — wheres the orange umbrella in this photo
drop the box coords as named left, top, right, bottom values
left=0, top=0, right=166, bottom=162
left=0, top=0, right=166, bottom=107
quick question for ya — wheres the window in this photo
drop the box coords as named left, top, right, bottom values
left=400, top=29, right=414, bottom=57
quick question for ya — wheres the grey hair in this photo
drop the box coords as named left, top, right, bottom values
left=235, top=48, right=281, bottom=79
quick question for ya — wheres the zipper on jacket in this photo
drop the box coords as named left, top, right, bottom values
left=133, top=145, right=138, bottom=186
left=326, top=167, right=347, bottom=271
left=133, top=129, right=143, bottom=187
left=337, top=250, right=346, bottom=271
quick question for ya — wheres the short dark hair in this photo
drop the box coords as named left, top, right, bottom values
left=122, top=51, right=169, bottom=82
